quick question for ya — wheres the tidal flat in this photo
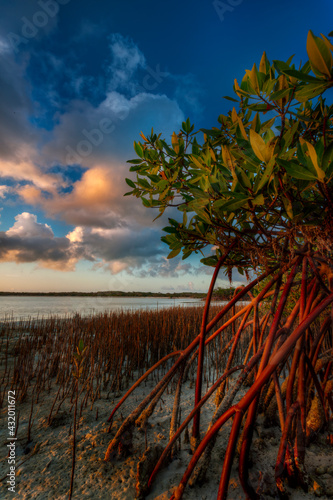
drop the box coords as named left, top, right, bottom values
left=0, top=306, right=333, bottom=499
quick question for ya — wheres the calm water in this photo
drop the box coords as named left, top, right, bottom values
left=0, top=295, right=206, bottom=321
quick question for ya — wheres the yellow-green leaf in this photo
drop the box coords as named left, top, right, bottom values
left=282, top=197, right=293, bottom=219
left=307, top=30, right=332, bottom=79
left=167, top=248, right=181, bottom=259
left=246, top=64, right=260, bottom=93
left=300, top=138, right=326, bottom=181
left=254, top=156, right=275, bottom=193
left=249, top=129, right=268, bottom=162
left=252, top=193, right=265, bottom=205
left=209, top=148, right=216, bottom=162
left=191, top=155, right=206, bottom=170
left=234, top=78, right=242, bottom=97
left=221, top=145, right=235, bottom=173
left=237, top=117, right=248, bottom=140
left=259, top=51, right=268, bottom=74
left=215, top=197, right=249, bottom=213
left=231, top=107, right=238, bottom=123
left=171, top=132, right=179, bottom=153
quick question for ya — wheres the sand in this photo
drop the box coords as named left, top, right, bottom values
left=0, top=326, right=332, bottom=500
left=1, top=363, right=333, bottom=500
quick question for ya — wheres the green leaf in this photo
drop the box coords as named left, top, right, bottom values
left=182, top=249, right=193, bottom=260
left=214, top=197, right=249, bottom=212
left=322, top=142, right=333, bottom=172
left=137, top=178, right=151, bottom=189
left=167, top=248, right=181, bottom=259
left=127, top=159, right=144, bottom=165
left=223, top=95, right=239, bottom=102
left=162, top=226, right=177, bottom=234
left=200, top=256, right=218, bottom=267
left=134, top=141, right=143, bottom=158
left=248, top=103, right=269, bottom=112
left=125, top=178, right=136, bottom=188
left=235, top=166, right=252, bottom=190
left=295, top=82, right=329, bottom=102
left=282, top=69, right=321, bottom=83
left=160, top=140, right=175, bottom=156
left=270, top=88, right=292, bottom=101
left=277, top=159, right=317, bottom=180
left=141, top=197, right=151, bottom=207
left=129, top=164, right=144, bottom=172
left=273, top=60, right=292, bottom=73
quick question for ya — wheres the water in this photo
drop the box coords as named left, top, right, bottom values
left=0, top=295, right=206, bottom=321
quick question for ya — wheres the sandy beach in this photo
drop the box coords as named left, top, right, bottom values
left=1, top=361, right=333, bottom=500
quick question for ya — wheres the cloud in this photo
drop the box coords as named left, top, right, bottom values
left=0, top=37, right=11, bottom=54
left=6, top=212, right=53, bottom=238
left=0, top=185, right=10, bottom=198
left=0, top=213, right=165, bottom=273
left=0, top=213, right=78, bottom=270
left=0, top=30, right=206, bottom=282
left=0, top=212, right=246, bottom=287
left=20, top=91, right=184, bottom=228
left=107, top=33, right=146, bottom=93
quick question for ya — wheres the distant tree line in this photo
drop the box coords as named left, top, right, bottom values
left=0, top=290, right=208, bottom=298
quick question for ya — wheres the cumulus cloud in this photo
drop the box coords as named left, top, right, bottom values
left=0, top=213, right=165, bottom=273
left=0, top=213, right=77, bottom=270
left=21, top=91, right=184, bottom=228
left=0, top=211, right=246, bottom=287
left=0, top=31, right=185, bottom=230
left=0, top=28, right=206, bottom=280
left=6, top=212, right=53, bottom=238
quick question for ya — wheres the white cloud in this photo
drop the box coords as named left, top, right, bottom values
left=0, top=32, right=207, bottom=282
left=107, top=33, right=146, bottom=92
left=6, top=212, right=53, bottom=238
left=0, top=37, right=11, bottom=54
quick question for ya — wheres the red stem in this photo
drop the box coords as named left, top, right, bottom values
left=148, top=365, right=243, bottom=489
left=218, top=291, right=333, bottom=500
left=275, top=402, right=299, bottom=482
left=258, top=258, right=301, bottom=377
left=304, top=353, right=333, bottom=416
left=107, top=350, right=182, bottom=424
left=217, top=411, right=244, bottom=500
left=193, top=245, right=235, bottom=441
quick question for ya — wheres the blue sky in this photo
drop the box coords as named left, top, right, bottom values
left=0, top=0, right=332, bottom=292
